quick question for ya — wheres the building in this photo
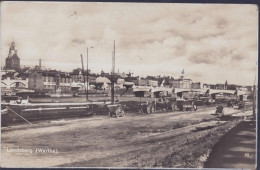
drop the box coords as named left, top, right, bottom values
left=148, top=80, right=158, bottom=87
left=227, top=84, right=241, bottom=90
left=70, top=69, right=88, bottom=82
left=171, top=80, right=180, bottom=88
left=138, top=79, right=149, bottom=86
left=180, top=78, right=192, bottom=89
left=116, top=70, right=128, bottom=78
left=171, top=76, right=192, bottom=89
left=159, top=76, right=174, bottom=87
left=28, top=70, right=72, bottom=93
left=125, top=76, right=138, bottom=85
left=89, top=75, right=97, bottom=85
left=28, top=72, right=43, bottom=91
left=244, top=86, right=253, bottom=92
left=5, top=41, right=20, bottom=71
left=216, top=84, right=225, bottom=90
left=191, top=82, right=201, bottom=89
left=203, top=84, right=217, bottom=89
left=69, top=69, right=97, bottom=91
left=101, top=70, right=110, bottom=77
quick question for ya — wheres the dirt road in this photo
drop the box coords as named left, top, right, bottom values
left=1, top=107, right=253, bottom=168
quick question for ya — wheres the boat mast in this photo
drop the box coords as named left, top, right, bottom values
left=111, top=40, right=115, bottom=104
left=86, top=48, right=89, bottom=101
left=81, top=54, right=88, bottom=101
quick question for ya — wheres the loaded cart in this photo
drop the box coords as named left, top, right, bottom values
left=175, top=99, right=197, bottom=111
left=138, top=96, right=176, bottom=114
left=139, top=101, right=154, bottom=114
left=107, top=104, right=125, bottom=118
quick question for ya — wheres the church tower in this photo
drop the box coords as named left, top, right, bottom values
left=6, top=41, right=20, bottom=71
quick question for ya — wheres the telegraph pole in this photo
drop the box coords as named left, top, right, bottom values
left=111, top=40, right=115, bottom=104
left=81, top=54, right=88, bottom=101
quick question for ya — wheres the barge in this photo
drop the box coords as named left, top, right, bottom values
left=1, top=101, right=123, bottom=126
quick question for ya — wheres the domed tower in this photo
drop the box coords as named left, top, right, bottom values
left=6, top=41, right=20, bottom=70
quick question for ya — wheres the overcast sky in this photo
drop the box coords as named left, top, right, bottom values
left=1, top=2, right=258, bottom=85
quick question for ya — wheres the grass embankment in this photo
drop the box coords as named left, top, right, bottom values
left=153, top=117, right=243, bottom=168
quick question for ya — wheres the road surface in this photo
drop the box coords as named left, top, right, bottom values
left=1, top=106, right=254, bottom=168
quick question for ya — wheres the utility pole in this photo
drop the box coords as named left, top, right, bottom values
left=81, top=54, right=88, bottom=101
left=111, top=40, right=115, bottom=104
left=86, top=48, right=89, bottom=101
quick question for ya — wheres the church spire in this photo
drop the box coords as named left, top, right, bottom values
left=11, top=41, right=15, bottom=50
left=6, top=40, right=20, bottom=70
left=8, top=41, right=17, bottom=57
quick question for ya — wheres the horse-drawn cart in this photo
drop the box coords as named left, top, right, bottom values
left=175, top=99, right=197, bottom=111
left=107, top=104, right=125, bottom=118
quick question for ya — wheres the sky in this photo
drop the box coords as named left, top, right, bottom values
left=1, top=2, right=258, bottom=85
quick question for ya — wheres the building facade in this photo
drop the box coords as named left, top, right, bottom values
left=171, top=80, right=181, bottom=88
left=138, top=79, right=149, bottom=86
left=171, top=78, right=192, bottom=89
left=28, top=72, right=43, bottom=91
left=28, top=70, right=73, bottom=93
left=191, top=82, right=201, bottom=89
left=148, top=80, right=158, bottom=87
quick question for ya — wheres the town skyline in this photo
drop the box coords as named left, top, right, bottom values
left=1, top=2, right=258, bottom=86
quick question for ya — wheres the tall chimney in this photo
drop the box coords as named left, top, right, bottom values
left=39, top=59, right=41, bottom=69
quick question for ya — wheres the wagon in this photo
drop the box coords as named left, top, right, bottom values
left=139, top=97, right=176, bottom=114
left=107, top=104, right=125, bottom=118
left=175, top=99, right=197, bottom=111
left=139, top=101, right=154, bottom=114
left=155, top=97, right=176, bottom=112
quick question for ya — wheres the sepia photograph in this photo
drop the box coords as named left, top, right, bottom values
left=0, top=1, right=258, bottom=169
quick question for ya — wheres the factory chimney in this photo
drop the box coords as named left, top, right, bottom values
left=39, top=59, right=41, bottom=69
